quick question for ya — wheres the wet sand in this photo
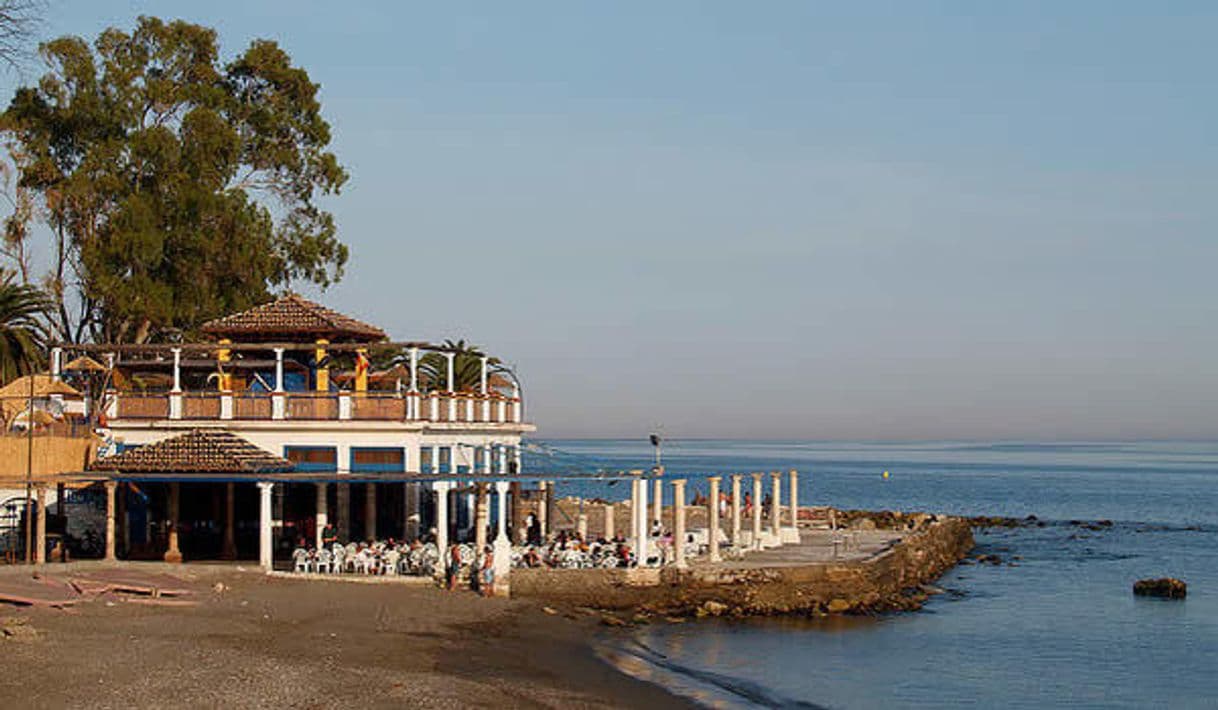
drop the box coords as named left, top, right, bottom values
left=0, top=566, right=694, bottom=709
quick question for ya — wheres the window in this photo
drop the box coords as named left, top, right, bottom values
left=351, top=447, right=405, bottom=472
left=284, top=446, right=337, bottom=471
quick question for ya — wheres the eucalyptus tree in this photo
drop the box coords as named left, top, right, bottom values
left=2, top=16, right=349, bottom=343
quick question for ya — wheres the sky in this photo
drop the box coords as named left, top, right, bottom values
left=6, top=2, right=1218, bottom=440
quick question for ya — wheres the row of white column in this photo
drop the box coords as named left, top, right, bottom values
left=625, top=470, right=801, bottom=568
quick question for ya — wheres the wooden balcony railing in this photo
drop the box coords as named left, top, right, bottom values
left=234, top=395, right=272, bottom=420
left=351, top=395, right=407, bottom=420
left=109, top=390, right=522, bottom=424
left=182, top=395, right=221, bottom=419
left=117, top=394, right=169, bottom=419
left=287, top=394, right=338, bottom=420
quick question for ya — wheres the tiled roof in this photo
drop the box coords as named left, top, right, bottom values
left=89, top=430, right=293, bottom=475
left=200, top=294, right=387, bottom=341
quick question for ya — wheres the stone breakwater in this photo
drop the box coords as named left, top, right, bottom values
left=513, top=514, right=974, bottom=618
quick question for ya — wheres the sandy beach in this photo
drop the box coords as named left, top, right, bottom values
left=0, top=566, right=693, bottom=709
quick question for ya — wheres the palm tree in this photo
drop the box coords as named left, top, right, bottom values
left=412, top=339, right=508, bottom=393
left=0, top=277, right=48, bottom=383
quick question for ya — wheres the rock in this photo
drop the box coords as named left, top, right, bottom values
left=1133, top=578, right=1187, bottom=599
left=851, top=518, right=877, bottom=531
left=0, top=617, right=38, bottom=642
left=600, top=614, right=628, bottom=627
left=827, top=598, right=852, bottom=613
left=697, top=600, right=729, bottom=617
left=541, top=606, right=558, bottom=615
left=212, top=582, right=227, bottom=594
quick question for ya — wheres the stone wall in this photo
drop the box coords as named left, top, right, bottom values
left=512, top=515, right=974, bottom=616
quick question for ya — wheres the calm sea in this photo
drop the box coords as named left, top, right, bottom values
left=532, top=440, right=1218, bottom=709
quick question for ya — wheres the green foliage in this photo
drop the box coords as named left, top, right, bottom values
left=0, top=274, right=47, bottom=381
left=1, top=16, right=349, bottom=343
left=411, top=339, right=509, bottom=393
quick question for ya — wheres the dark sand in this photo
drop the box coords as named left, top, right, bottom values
left=0, top=566, right=694, bottom=709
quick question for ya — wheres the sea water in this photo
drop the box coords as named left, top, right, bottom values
left=533, top=440, right=1218, bottom=709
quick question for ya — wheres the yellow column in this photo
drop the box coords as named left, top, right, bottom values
left=216, top=339, right=233, bottom=391
left=355, top=347, right=369, bottom=393
left=315, top=339, right=330, bottom=392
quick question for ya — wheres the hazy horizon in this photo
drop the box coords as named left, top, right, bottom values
left=14, top=2, right=1218, bottom=441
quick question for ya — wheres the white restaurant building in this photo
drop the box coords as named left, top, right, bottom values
left=56, top=295, right=535, bottom=568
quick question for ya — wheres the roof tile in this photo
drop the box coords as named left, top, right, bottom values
left=89, top=430, right=293, bottom=475
left=200, top=294, right=387, bottom=341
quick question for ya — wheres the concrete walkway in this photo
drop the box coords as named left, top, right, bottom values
left=710, top=529, right=904, bottom=569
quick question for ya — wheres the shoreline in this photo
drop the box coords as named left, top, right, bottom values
left=0, top=565, right=695, bottom=709
left=0, top=510, right=976, bottom=707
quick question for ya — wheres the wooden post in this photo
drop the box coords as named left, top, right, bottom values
left=672, top=479, right=687, bottom=568
left=164, top=482, right=182, bottom=563
left=34, top=485, right=47, bottom=564
left=364, top=483, right=377, bottom=541
left=221, top=482, right=236, bottom=560
left=707, top=476, right=721, bottom=562
left=315, top=483, right=328, bottom=550
left=104, top=480, right=117, bottom=561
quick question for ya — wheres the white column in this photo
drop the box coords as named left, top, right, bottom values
left=630, top=478, right=640, bottom=558
left=258, top=482, right=274, bottom=571
left=672, top=479, right=687, bottom=568
left=577, top=504, right=588, bottom=540
left=731, top=474, right=742, bottom=549
left=493, top=480, right=511, bottom=595
left=787, top=469, right=800, bottom=543
left=537, top=481, right=548, bottom=539
left=511, top=384, right=521, bottom=422
left=652, top=476, right=663, bottom=532
left=708, top=476, right=721, bottom=562
left=445, top=352, right=455, bottom=391
left=751, top=473, right=764, bottom=550
left=315, top=483, right=328, bottom=550
left=482, top=444, right=493, bottom=475
left=604, top=502, right=615, bottom=540
left=50, top=347, right=62, bottom=381
left=274, top=348, right=285, bottom=392
left=479, top=357, right=490, bottom=421
left=637, top=474, right=649, bottom=565
left=434, top=481, right=450, bottom=568
left=408, top=347, right=419, bottom=419
left=771, top=471, right=782, bottom=540
left=513, top=446, right=522, bottom=475
left=171, top=347, right=182, bottom=392
left=170, top=348, right=184, bottom=417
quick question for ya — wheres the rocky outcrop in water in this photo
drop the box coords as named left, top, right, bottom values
left=1133, top=578, right=1187, bottom=599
